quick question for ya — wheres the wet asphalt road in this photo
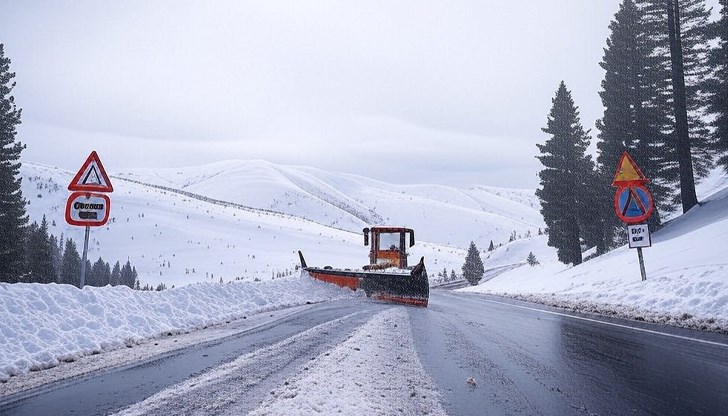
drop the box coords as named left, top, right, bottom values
left=411, top=290, right=728, bottom=416
left=0, top=301, right=385, bottom=416
left=2, top=290, right=727, bottom=415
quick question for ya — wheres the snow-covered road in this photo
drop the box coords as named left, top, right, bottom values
left=114, top=304, right=445, bottom=416
left=4, top=291, right=728, bottom=416
left=1, top=299, right=446, bottom=416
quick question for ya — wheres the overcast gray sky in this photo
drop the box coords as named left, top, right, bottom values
left=0, top=1, right=718, bottom=188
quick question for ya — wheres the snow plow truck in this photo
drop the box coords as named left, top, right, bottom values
left=298, top=226, right=430, bottom=307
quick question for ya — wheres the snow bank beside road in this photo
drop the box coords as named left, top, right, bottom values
left=463, top=187, right=728, bottom=332
left=0, top=274, right=358, bottom=382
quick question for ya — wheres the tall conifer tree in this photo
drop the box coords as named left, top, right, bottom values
left=0, top=44, right=28, bottom=283
left=60, top=239, right=81, bottom=287
left=89, top=257, right=111, bottom=287
left=597, top=0, right=669, bottom=246
left=49, top=234, right=62, bottom=283
left=121, top=260, right=135, bottom=289
left=536, top=82, right=594, bottom=265
left=637, top=0, right=713, bottom=209
left=707, top=0, right=728, bottom=169
left=111, top=261, right=121, bottom=286
left=25, top=216, right=54, bottom=283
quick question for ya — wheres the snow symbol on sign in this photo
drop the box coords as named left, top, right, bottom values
left=68, top=151, right=114, bottom=192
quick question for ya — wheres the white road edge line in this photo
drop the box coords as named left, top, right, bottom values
left=483, top=298, right=728, bottom=348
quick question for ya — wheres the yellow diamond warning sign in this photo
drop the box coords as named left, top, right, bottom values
left=612, top=151, right=648, bottom=186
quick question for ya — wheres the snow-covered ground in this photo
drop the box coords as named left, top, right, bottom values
left=21, top=160, right=538, bottom=287
left=0, top=274, right=359, bottom=383
left=3, top=159, right=728, bottom=413
left=464, top=170, right=728, bottom=332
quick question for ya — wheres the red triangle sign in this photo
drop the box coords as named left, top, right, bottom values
left=68, top=151, right=114, bottom=192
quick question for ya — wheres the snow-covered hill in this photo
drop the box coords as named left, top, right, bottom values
left=115, top=160, right=542, bottom=247
left=464, top=169, right=728, bottom=331
left=21, top=159, right=542, bottom=287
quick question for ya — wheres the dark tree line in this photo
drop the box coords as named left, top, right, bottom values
left=21, top=215, right=140, bottom=288
left=537, top=0, right=727, bottom=265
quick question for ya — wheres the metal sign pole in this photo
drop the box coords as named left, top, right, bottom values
left=637, top=247, right=647, bottom=281
left=79, top=226, right=90, bottom=288
left=613, top=152, right=652, bottom=283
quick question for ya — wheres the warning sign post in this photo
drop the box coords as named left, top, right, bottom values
left=65, top=151, right=114, bottom=288
left=612, top=151, right=652, bottom=282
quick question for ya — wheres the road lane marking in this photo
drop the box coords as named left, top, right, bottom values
left=480, top=298, right=728, bottom=348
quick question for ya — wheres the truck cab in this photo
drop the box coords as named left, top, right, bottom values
left=363, top=226, right=415, bottom=269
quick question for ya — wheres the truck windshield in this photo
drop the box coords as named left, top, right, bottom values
left=379, top=233, right=400, bottom=250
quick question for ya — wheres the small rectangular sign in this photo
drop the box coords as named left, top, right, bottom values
left=65, top=192, right=111, bottom=227
left=627, top=224, right=651, bottom=248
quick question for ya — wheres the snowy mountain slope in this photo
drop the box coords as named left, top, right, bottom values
left=116, top=159, right=543, bottom=248
left=21, top=161, right=489, bottom=287
left=115, top=160, right=373, bottom=232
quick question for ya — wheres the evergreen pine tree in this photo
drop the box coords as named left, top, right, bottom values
left=577, top=167, right=607, bottom=254
left=536, top=82, right=594, bottom=265
left=488, top=240, right=494, bottom=251
left=526, top=252, right=540, bottom=267
left=22, top=221, right=39, bottom=282
left=89, top=257, right=111, bottom=286
left=120, top=261, right=137, bottom=289
left=101, top=260, right=111, bottom=286
left=665, top=0, right=705, bottom=211
left=449, top=269, right=457, bottom=281
left=60, top=239, right=81, bottom=287
left=0, top=44, right=28, bottom=283
left=111, top=261, right=121, bottom=286
left=49, top=234, right=62, bottom=283
left=707, top=0, right=728, bottom=169
left=25, top=216, right=54, bottom=283
left=637, top=0, right=713, bottom=210
left=597, top=0, right=670, bottom=247
left=120, top=261, right=131, bottom=288
left=461, top=241, right=484, bottom=286
left=86, top=259, right=98, bottom=287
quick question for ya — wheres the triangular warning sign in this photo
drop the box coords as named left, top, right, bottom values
left=612, top=151, right=648, bottom=186
left=68, top=151, right=114, bottom=192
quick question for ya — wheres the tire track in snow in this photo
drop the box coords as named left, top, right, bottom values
left=110, top=310, right=373, bottom=416
left=249, top=307, right=446, bottom=416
